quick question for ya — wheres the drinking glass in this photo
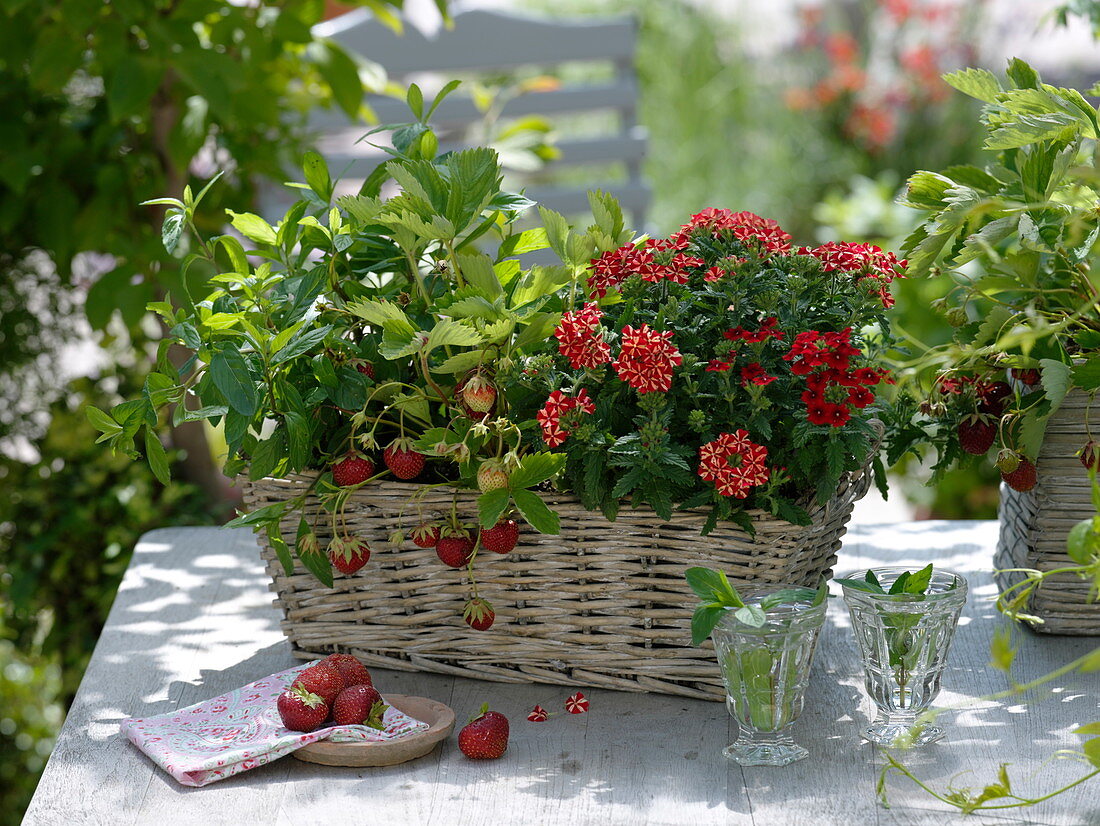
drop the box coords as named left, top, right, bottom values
left=841, top=567, right=968, bottom=746
left=711, top=589, right=826, bottom=766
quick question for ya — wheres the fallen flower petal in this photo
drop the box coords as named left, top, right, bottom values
left=527, top=704, right=549, bottom=722
left=565, top=692, right=589, bottom=714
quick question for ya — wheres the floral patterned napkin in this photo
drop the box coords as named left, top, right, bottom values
left=121, top=661, right=428, bottom=786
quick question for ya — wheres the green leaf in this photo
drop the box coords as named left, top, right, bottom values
left=905, top=563, right=934, bottom=595
left=684, top=566, right=742, bottom=607
left=226, top=210, right=278, bottom=245
left=1075, top=723, right=1100, bottom=736
left=499, top=228, right=550, bottom=258
left=733, top=605, right=767, bottom=628
left=209, top=348, right=258, bottom=417
left=431, top=349, right=486, bottom=375
left=249, top=428, right=287, bottom=481
left=144, top=429, right=170, bottom=485
left=691, top=605, right=726, bottom=646
left=302, top=150, right=333, bottom=203
left=1072, top=357, right=1100, bottom=392
left=425, top=319, right=482, bottom=353
left=1040, top=358, right=1072, bottom=410
left=888, top=571, right=912, bottom=595
left=225, top=501, right=288, bottom=529
left=942, top=67, right=1003, bottom=103
left=538, top=206, right=570, bottom=261
left=217, top=235, right=250, bottom=277
left=512, top=312, right=561, bottom=353
left=989, top=626, right=1016, bottom=673
left=345, top=298, right=415, bottom=331
left=267, top=523, right=295, bottom=577
left=1067, top=519, right=1098, bottom=565
left=284, top=410, right=311, bottom=471
left=162, top=208, right=185, bottom=255
left=299, top=541, right=334, bottom=589
left=406, top=83, right=424, bottom=120
left=512, top=488, right=560, bottom=534
left=508, top=452, right=567, bottom=490
left=477, top=488, right=511, bottom=529
left=315, top=40, right=363, bottom=118
left=1084, top=738, right=1100, bottom=769
left=86, top=406, right=122, bottom=436
left=271, top=325, right=331, bottom=365
left=834, top=577, right=886, bottom=595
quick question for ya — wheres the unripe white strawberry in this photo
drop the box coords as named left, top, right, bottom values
left=477, top=459, right=509, bottom=493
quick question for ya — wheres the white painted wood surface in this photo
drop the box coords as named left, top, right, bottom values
left=23, top=522, right=1100, bottom=825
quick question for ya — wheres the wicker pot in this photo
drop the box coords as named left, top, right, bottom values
left=242, top=469, right=873, bottom=700
left=994, top=389, right=1097, bottom=635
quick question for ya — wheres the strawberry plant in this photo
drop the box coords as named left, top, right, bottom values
left=87, top=85, right=586, bottom=598
left=891, top=59, right=1100, bottom=488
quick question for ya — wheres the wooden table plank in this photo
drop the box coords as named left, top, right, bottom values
left=22, top=521, right=1100, bottom=826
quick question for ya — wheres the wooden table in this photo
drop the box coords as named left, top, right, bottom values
left=23, top=521, right=1100, bottom=825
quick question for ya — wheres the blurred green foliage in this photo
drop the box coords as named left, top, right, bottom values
left=0, top=367, right=216, bottom=821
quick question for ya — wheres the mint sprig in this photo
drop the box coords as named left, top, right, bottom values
left=686, top=566, right=826, bottom=644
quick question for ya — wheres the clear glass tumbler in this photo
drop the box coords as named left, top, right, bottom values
left=841, top=567, right=968, bottom=746
left=711, top=589, right=826, bottom=766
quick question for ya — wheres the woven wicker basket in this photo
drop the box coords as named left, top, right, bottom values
left=994, top=389, right=1098, bottom=635
left=242, top=467, right=873, bottom=700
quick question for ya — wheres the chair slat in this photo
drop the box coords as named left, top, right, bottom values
left=317, top=8, right=636, bottom=75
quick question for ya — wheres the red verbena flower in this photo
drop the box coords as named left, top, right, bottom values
left=740, top=362, right=777, bottom=387
left=681, top=209, right=793, bottom=255
left=801, top=241, right=907, bottom=307
left=613, top=324, right=682, bottom=394
left=727, top=316, right=785, bottom=344
left=587, top=247, right=631, bottom=298
left=555, top=303, right=611, bottom=370
left=697, top=430, right=771, bottom=498
left=536, top=389, right=595, bottom=447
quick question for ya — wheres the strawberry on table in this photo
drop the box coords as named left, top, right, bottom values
left=278, top=687, right=329, bottom=733
left=458, top=704, right=509, bottom=760
left=324, top=653, right=373, bottom=688
left=480, top=519, right=519, bottom=554
left=331, top=684, right=387, bottom=728
left=293, top=662, right=345, bottom=706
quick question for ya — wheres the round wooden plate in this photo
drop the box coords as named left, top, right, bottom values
left=291, top=695, right=455, bottom=767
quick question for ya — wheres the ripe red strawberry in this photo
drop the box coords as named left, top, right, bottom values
left=463, top=598, right=495, bottom=631
left=328, top=535, right=371, bottom=575
left=293, top=662, right=345, bottom=706
left=324, top=654, right=373, bottom=688
left=331, top=684, right=387, bottom=728
left=1002, top=457, right=1038, bottom=492
left=480, top=519, right=519, bottom=554
left=477, top=460, right=509, bottom=493
left=458, top=704, right=509, bottom=760
left=461, top=374, right=497, bottom=413
left=436, top=529, right=475, bottom=568
left=332, top=453, right=375, bottom=487
left=356, top=360, right=376, bottom=379
left=978, top=381, right=1013, bottom=416
left=277, top=686, right=329, bottom=732
left=957, top=414, right=996, bottom=455
left=383, top=437, right=426, bottom=480
left=410, top=523, right=440, bottom=548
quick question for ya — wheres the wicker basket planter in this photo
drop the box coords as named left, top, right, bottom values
left=994, top=390, right=1098, bottom=635
left=242, top=468, right=874, bottom=701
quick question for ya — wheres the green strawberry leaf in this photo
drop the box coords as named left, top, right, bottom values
left=477, top=488, right=510, bottom=529
left=512, top=489, right=559, bottom=534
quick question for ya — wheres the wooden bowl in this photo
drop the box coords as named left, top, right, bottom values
left=291, top=695, right=454, bottom=767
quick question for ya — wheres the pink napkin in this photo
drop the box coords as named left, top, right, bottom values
left=121, top=661, right=429, bottom=786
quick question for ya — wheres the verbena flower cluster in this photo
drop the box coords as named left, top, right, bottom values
left=520, top=208, right=903, bottom=531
